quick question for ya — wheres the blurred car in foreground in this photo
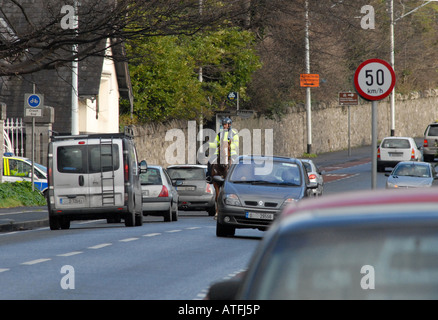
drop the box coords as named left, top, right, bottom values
left=140, top=165, right=179, bottom=222
left=385, top=161, right=438, bottom=189
left=167, top=164, right=215, bottom=216
left=214, top=155, right=317, bottom=237
left=300, top=159, right=324, bottom=196
left=208, top=188, right=438, bottom=300
left=377, top=136, right=422, bottom=172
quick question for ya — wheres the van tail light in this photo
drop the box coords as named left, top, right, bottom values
left=206, top=183, right=214, bottom=194
left=424, top=139, right=429, bottom=147
left=158, top=185, right=169, bottom=197
left=377, top=147, right=381, bottom=159
left=308, top=174, right=317, bottom=180
left=124, top=163, right=129, bottom=182
left=411, top=148, right=415, bottom=160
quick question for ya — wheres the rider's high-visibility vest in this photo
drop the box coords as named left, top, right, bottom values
left=209, top=128, right=239, bottom=156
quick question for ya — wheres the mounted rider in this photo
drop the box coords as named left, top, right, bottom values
left=206, top=117, right=239, bottom=183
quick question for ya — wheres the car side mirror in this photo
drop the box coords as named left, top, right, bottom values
left=139, top=160, right=148, bottom=173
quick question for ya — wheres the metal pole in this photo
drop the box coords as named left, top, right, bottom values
left=389, top=0, right=395, bottom=136
left=371, top=101, right=378, bottom=189
left=305, top=0, right=312, bottom=154
left=348, top=105, right=351, bottom=157
left=71, top=1, right=79, bottom=135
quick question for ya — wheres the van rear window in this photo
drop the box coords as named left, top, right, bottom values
left=57, top=145, right=120, bottom=173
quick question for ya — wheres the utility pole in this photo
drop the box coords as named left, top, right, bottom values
left=71, top=1, right=79, bottom=135
left=305, top=0, right=312, bottom=154
left=389, top=0, right=432, bottom=136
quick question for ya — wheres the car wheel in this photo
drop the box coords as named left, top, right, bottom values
left=216, top=221, right=235, bottom=237
left=207, top=206, right=216, bottom=216
left=163, top=206, right=172, bottom=222
left=49, top=215, right=60, bottom=230
left=60, top=218, right=70, bottom=230
left=172, top=202, right=178, bottom=221
left=135, top=212, right=143, bottom=226
left=124, top=211, right=135, bottom=227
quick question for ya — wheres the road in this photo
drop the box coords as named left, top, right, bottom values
left=0, top=152, right=397, bottom=300
left=0, top=212, right=262, bottom=300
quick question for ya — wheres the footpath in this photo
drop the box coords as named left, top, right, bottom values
left=0, top=144, right=373, bottom=232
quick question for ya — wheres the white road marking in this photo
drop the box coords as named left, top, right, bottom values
left=143, top=233, right=161, bottom=237
left=119, top=237, right=139, bottom=242
left=21, top=258, right=51, bottom=265
left=0, top=268, right=10, bottom=273
left=166, top=229, right=182, bottom=233
left=88, top=243, right=112, bottom=249
left=185, top=227, right=201, bottom=230
left=57, top=251, right=83, bottom=257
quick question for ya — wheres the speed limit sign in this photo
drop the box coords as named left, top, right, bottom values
left=354, top=59, right=396, bottom=101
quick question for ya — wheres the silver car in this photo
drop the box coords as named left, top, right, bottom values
left=167, top=164, right=216, bottom=216
left=385, top=161, right=438, bottom=189
left=300, top=159, right=324, bottom=196
left=140, top=165, right=179, bottom=222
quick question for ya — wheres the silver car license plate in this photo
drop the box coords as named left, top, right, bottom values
left=60, top=197, right=85, bottom=205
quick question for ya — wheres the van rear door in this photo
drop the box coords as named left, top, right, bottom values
left=53, top=138, right=124, bottom=209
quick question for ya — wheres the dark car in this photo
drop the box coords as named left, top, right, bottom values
left=167, top=164, right=216, bottom=216
left=214, top=155, right=317, bottom=237
left=208, top=188, right=438, bottom=300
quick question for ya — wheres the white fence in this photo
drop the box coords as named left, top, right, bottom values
left=3, top=118, right=24, bottom=156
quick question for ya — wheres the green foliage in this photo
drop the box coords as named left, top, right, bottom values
left=0, top=181, right=46, bottom=208
left=124, top=27, right=261, bottom=123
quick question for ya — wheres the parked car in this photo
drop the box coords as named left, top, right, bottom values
left=214, top=155, right=317, bottom=237
left=140, top=165, right=179, bottom=222
left=300, top=159, right=324, bottom=196
left=377, top=136, right=422, bottom=172
left=2, top=153, right=48, bottom=196
left=208, top=188, right=438, bottom=300
left=385, top=161, right=438, bottom=189
left=423, top=121, right=438, bottom=162
left=47, top=132, right=147, bottom=230
left=167, top=164, right=216, bottom=216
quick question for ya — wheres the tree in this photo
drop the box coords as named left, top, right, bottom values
left=125, top=27, right=261, bottom=123
left=0, top=0, right=252, bottom=76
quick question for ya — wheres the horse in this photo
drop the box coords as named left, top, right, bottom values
left=210, top=140, right=232, bottom=218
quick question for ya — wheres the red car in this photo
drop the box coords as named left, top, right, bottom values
left=208, top=188, right=438, bottom=300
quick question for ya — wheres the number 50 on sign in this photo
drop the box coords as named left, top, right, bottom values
left=354, top=59, right=395, bottom=101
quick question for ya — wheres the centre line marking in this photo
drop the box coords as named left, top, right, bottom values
left=57, top=251, right=83, bottom=257
left=143, top=233, right=161, bottom=237
left=88, top=243, right=112, bottom=249
left=0, top=268, right=10, bottom=273
left=166, top=230, right=182, bottom=233
left=21, top=258, right=51, bottom=265
left=119, top=237, right=139, bottom=242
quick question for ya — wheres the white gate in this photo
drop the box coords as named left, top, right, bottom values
left=3, top=118, right=24, bottom=156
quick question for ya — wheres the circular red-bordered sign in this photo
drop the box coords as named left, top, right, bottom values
left=354, top=58, right=396, bottom=101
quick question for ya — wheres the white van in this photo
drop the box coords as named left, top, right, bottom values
left=47, top=132, right=147, bottom=230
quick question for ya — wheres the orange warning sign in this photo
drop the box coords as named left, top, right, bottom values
left=300, top=74, right=319, bottom=87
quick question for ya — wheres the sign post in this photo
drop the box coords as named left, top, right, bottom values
left=354, top=59, right=396, bottom=189
left=24, top=93, right=44, bottom=192
left=339, top=92, right=359, bottom=157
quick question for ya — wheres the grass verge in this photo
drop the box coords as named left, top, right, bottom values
left=0, top=181, right=47, bottom=208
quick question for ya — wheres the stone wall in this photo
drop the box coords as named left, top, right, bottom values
left=133, top=89, right=438, bottom=167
